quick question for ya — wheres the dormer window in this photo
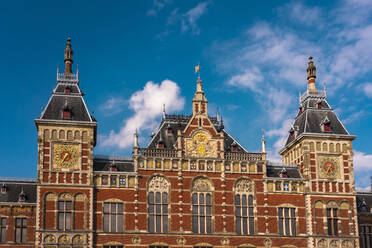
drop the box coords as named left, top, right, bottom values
left=1, top=184, right=7, bottom=194
left=110, top=165, right=118, bottom=172
left=279, top=168, right=288, bottom=178
left=320, top=116, right=331, bottom=132
left=317, top=102, right=322, bottom=109
left=299, top=106, right=303, bottom=114
left=18, top=191, right=26, bottom=202
left=62, top=109, right=71, bottom=119
left=64, top=87, right=71, bottom=94
left=231, top=142, right=238, bottom=152
left=157, top=142, right=164, bottom=149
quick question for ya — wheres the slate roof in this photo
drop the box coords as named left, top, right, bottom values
left=0, top=179, right=36, bottom=204
left=266, top=162, right=302, bottom=179
left=38, top=77, right=94, bottom=123
left=147, top=114, right=247, bottom=153
left=284, top=91, right=350, bottom=147
left=357, top=191, right=372, bottom=213
left=93, top=155, right=134, bottom=172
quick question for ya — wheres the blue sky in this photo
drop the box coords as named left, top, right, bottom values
left=1, top=0, right=371, bottom=189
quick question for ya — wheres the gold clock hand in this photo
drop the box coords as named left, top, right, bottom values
left=62, top=152, right=69, bottom=162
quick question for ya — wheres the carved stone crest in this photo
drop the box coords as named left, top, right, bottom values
left=177, top=236, right=186, bottom=245
left=221, top=237, right=230, bottom=246
left=132, top=236, right=141, bottom=244
left=264, top=238, right=272, bottom=248
left=148, top=176, right=170, bottom=192
left=192, top=178, right=212, bottom=192
left=235, top=178, right=253, bottom=193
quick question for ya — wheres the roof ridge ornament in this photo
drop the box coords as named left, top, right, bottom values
left=64, top=38, right=73, bottom=74
left=307, top=56, right=317, bottom=91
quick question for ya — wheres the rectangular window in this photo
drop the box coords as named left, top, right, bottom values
left=327, top=208, right=338, bottom=236
left=58, top=200, right=72, bottom=231
left=235, top=194, right=254, bottom=235
left=278, top=207, right=296, bottom=236
left=148, top=191, right=168, bottom=233
left=15, top=218, right=27, bottom=243
left=0, top=218, right=6, bottom=243
left=192, top=192, right=212, bottom=234
left=103, top=202, right=123, bottom=233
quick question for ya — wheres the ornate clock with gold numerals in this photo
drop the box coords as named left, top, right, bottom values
left=53, top=143, right=80, bottom=170
left=318, top=157, right=339, bottom=179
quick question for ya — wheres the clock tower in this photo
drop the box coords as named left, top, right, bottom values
left=34, top=38, right=97, bottom=247
left=279, top=57, right=359, bottom=248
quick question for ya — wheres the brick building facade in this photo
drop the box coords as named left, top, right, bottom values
left=0, top=39, right=366, bottom=248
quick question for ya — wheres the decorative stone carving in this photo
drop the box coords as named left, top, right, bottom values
left=192, top=178, right=212, bottom=192
left=235, top=178, right=253, bottom=193
left=44, top=234, right=56, bottom=243
left=186, top=131, right=217, bottom=158
left=58, top=235, right=70, bottom=244
left=317, top=239, right=327, bottom=248
left=72, top=235, right=83, bottom=244
left=148, top=176, right=170, bottom=192
left=264, top=238, right=272, bottom=248
left=132, top=236, right=141, bottom=244
left=177, top=236, right=186, bottom=245
left=330, top=240, right=339, bottom=248
left=342, top=240, right=353, bottom=248
left=221, top=237, right=230, bottom=246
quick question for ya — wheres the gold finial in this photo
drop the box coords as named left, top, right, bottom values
left=195, top=63, right=200, bottom=79
left=64, top=37, right=73, bottom=74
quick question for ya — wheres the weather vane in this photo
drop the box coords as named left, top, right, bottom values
left=195, top=63, right=200, bottom=79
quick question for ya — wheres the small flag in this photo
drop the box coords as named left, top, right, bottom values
left=195, top=64, right=200, bottom=74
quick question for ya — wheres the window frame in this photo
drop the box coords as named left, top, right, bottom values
left=14, top=217, right=27, bottom=243
left=0, top=217, right=6, bottom=243
left=192, top=191, right=213, bottom=234
left=103, top=202, right=124, bottom=233
left=278, top=207, right=296, bottom=236
left=235, top=193, right=254, bottom=235
left=326, top=207, right=338, bottom=236
left=57, top=199, right=72, bottom=231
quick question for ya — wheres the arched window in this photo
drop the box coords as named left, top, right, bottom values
left=326, top=203, right=339, bottom=236
left=103, top=201, right=123, bottom=233
left=58, top=193, right=72, bottom=231
left=192, top=177, right=213, bottom=234
left=235, top=178, right=254, bottom=235
left=278, top=206, right=296, bottom=236
left=148, top=176, right=170, bottom=233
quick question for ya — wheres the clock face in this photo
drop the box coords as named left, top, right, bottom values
left=318, top=157, right=339, bottom=178
left=53, top=144, right=80, bottom=170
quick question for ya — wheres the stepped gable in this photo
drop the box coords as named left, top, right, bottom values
left=93, top=155, right=134, bottom=172
left=0, top=179, right=36, bottom=203
left=38, top=38, right=94, bottom=123
left=147, top=114, right=247, bottom=153
left=266, top=163, right=302, bottom=179
left=284, top=57, right=350, bottom=147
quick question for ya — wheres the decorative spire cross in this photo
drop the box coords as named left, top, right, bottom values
left=64, top=38, right=73, bottom=74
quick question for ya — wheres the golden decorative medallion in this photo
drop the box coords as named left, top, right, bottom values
left=186, top=131, right=217, bottom=158
left=53, top=143, right=80, bottom=170
left=318, top=156, right=339, bottom=179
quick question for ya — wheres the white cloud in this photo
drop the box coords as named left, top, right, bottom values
left=181, top=2, right=209, bottom=35
left=164, top=2, right=209, bottom=36
left=227, top=67, right=263, bottom=90
left=266, top=118, right=293, bottom=156
left=342, top=110, right=366, bottom=124
left=147, top=0, right=173, bottom=17
left=354, top=150, right=372, bottom=171
left=99, top=97, right=127, bottom=116
left=100, top=80, right=185, bottom=149
left=363, top=83, right=372, bottom=97
left=279, top=2, right=323, bottom=26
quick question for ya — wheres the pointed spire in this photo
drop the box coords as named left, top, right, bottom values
left=216, top=107, right=220, bottom=123
left=261, top=129, right=266, bottom=153
left=64, top=38, right=73, bottom=74
left=134, top=129, right=139, bottom=148
left=162, top=104, right=166, bottom=119
left=192, top=63, right=208, bottom=116
left=307, top=56, right=317, bottom=91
